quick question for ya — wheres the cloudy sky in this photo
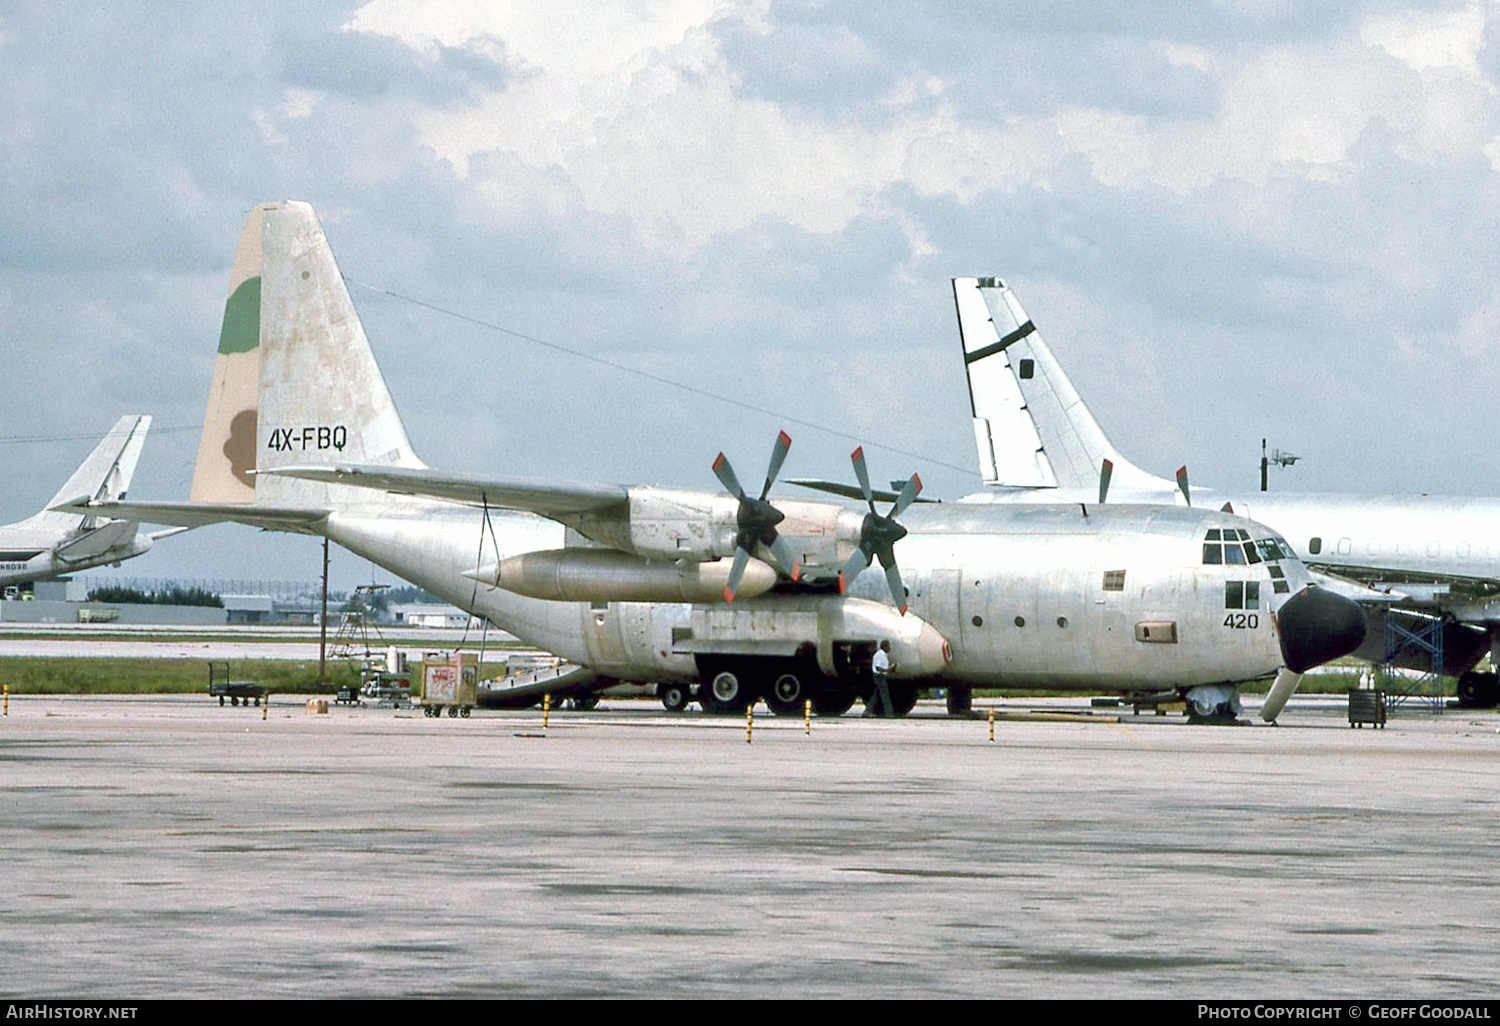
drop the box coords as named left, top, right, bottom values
left=4, top=0, right=1500, bottom=590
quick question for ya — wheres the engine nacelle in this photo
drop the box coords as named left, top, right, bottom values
left=467, top=548, right=778, bottom=604
left=564, top=487, right=865, bottom=574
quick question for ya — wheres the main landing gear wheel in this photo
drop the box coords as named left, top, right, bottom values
left=888, top=683, right=919, bottom=717
left=945, top=686, right=972, bottom=717
left=701, top=670, right=757, bottom=715
left=659, top=683, right=690, bottom=712
left=1457, top=671, right=1498, bottom=709
left=766, top=672, right=809, bottom=716
left=811, top=689, right=857, bottom=717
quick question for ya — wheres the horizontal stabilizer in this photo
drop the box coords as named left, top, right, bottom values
left=262, top=464, right=629, bottom=518
left=53, top=499, right=330, bottom=534
left=54, top=519, right=138, bottom=562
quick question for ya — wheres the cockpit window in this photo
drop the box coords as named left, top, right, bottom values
left=1225, top=581, right=1261, bottom=610
left=1206, top=527, right=1294, bottom=566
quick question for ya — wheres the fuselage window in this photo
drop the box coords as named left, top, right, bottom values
left=1103, top=570, right=1126, bottom=591
left=1225, top=581, right=1260, bottom=610
left=1309, top=537, right=1322, bottom=555
left=1018, top=358, right=1035, bottom=379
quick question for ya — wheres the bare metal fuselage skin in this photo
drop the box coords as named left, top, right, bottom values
left=323, top=497, right=1298, bottom=691
left=964, top=486, right=1500, bottom=614
left=0, top=527, right=153, bottom=587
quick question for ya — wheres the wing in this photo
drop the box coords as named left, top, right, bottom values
left=260, top=464, right=629, bottom=518
left=53, top=499, right=331, bottom=535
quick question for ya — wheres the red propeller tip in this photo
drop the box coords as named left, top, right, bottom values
left=836, top=573, right=847, bottom=595
left=850, top=446, right=864, bottom=461
left=712, top=453, right=726, bottom=471
left=777, top=431, right=791, bottom=446
left=898, top=604, right=908, bottom=616
left=791, top=563, right=801, bottom=582
left=911, top=473, right=923, bottom=492
left=723, top=586, right=735, bottom=604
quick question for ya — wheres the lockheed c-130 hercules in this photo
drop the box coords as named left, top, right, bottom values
left=950, top=274, right=1500, bottom=716
left=63, top=202, right=1366, bottom=721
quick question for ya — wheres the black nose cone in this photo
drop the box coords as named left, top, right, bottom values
left=1277, top=586, right=1368, bottom=673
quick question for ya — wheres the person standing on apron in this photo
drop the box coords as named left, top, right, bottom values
left=867, top=640, right=894, bottom=717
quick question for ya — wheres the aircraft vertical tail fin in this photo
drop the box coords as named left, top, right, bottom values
left=952, top=277, right=1171, bottom=496
left=190, top=201, right=425, bottom=511
left=27, top=415, right=152, bottom=531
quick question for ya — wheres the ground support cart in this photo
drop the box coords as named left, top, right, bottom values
left=421, top=651, right=478, bottom=718
left=208, top=662, right=266, bottom=707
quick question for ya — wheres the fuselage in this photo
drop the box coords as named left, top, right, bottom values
left=322, top=497, right=1314, bottom=693
left=0, top=522, right=153, bottom=587
left=963, top=485, right=1500, bottom=613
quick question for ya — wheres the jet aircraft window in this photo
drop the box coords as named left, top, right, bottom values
left=1103, top=570, right=1126, bottom=591
left=1309, top=537, right=1322, bottom=555
left=1019, top=358, right=1035, bottom=379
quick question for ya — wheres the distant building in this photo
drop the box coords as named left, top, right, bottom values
left=390, top=603, right=477, bottom=629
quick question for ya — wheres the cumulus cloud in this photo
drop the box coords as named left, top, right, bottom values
left=4, top=0, right=1500, bottom=586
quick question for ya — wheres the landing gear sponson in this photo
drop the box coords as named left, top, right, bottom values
left=657, top=654, right=929, bottom=717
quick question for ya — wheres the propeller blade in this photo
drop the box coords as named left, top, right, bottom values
left=712, top=452, right=745, bottom=500
left=838, top=546, right=871, bottom=594
left=1098, top=459, right=1113, bottom=505
left=1259, top=667, right=1303, bottom=723
left=760, top=430, right=792, bottom=500
left=723, top=546, right=751, bottom=604
left=1176, top=465, right=1191, bottom=507
left=891, top=473, right=923, bottom=518
left=769, top=534, right=801, bottom=582
left=850, top=446, right=876, bottom=513
left=883, top=560, right=908, bottom=615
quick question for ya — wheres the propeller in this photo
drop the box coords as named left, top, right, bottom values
left=837, top=446, right=921, bottom=615
left=1176, top=465, right=1191, bottom=507
left=713, top=430, right=800, bottom=602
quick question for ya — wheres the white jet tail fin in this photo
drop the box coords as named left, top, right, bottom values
left=952, top=277, right=1171, bottom=496
left=26, top=415, right=152, bottom=531
left=190, top=201, right=425, bottom=511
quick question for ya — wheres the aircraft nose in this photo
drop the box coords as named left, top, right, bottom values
left=1276, top=586, right=1367, bottom=673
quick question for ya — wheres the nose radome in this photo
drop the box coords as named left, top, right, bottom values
left=1277, top=586, right=1368, bottom=673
